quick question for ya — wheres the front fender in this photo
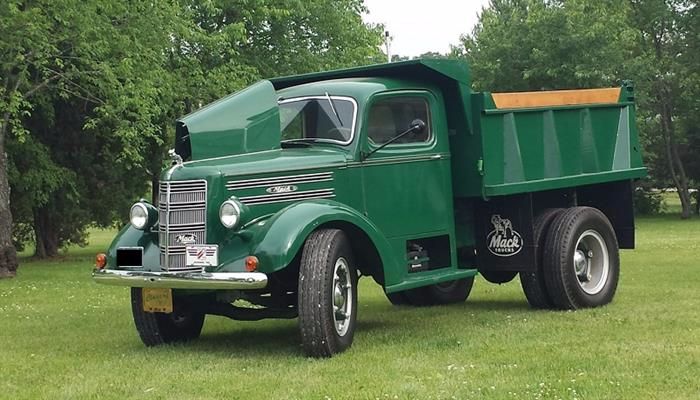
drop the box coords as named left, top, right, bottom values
left=105, top=225, right=160, bottom=271
left=247, top=199, right=397, bottom=275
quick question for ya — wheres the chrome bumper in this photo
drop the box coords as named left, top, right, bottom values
left=92, top=269, right=268, bottom=290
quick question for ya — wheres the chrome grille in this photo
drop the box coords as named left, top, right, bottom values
left=159, top=180, right=207, bottom=272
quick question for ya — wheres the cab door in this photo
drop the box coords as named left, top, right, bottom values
left=360, top=90, right=455, bottom=280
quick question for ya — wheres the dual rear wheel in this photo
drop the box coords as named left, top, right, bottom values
left=521, top=206, right=620, bottom=310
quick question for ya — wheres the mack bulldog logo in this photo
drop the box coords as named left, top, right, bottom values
left=266, top=185, right=298, bottom=194
left=487, top=215, right=523, bottom=257
left=175, top=233, right=197, bottom=245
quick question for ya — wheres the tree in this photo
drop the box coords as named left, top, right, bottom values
left=628, top=0, right=697, bottom=218
left=1, top=0, right=182, bottom=265
left=456, top=0, right=634, bottom=91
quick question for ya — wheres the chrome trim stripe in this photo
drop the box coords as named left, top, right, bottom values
left=240, top=189, right=335, bottom=205
left=93, top=269, right=268, bottom=290
left=227, top=172, right=333, bottom=190
left=346, top=153, right=451, bottom=168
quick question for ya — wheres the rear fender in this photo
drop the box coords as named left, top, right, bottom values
left=247, top=199, right=396, bottom=284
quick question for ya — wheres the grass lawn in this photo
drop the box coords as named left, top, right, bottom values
left=1, top=216, right=698, bottom=400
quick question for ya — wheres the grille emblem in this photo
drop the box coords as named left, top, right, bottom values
left=175, top=233, right=198, bottom=245
left=266, top=185, right=298, bottom=194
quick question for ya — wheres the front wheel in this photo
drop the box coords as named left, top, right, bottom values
left=298, top=229, right=358, bottom=357
left=543, top=207, right=620, bottom=310
left=130, top=288, right=205, bottom=346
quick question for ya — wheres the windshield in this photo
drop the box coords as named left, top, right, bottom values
left=279, top=96, right=356, bottom=144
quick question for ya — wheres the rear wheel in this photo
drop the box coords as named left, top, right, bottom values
left=520, top=208, right=565, bottom=309
left=480, top=270, right=517, bottom=284
left=298, top=229, right=358, bottom=357
left=543, top=207, right=620, bottom=310
left=401, top=278, right=474, bottom=306
left=130, top=288, right=205, bottom=346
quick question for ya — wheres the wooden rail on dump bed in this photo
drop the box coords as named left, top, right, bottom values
left=491, top=87, right=622, bottom=109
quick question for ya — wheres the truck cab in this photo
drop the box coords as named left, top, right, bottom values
left=94, top=60, right=646, bottom=357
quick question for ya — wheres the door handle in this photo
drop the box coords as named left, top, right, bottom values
left=430, top=154, right=443, bottom=160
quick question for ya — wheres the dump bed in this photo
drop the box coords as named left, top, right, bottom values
left=468, top=85, right=646, bottom=198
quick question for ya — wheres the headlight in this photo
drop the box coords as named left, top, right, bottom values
left=219, top=200, right=241, bottom=229
left=130, top=201, right=157, bottom=230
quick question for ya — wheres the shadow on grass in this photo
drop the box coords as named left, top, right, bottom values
left=119, top=298, right=533, bottom=357
left=465, top=299, right=531, bottom=312
left=166, top=316, right=394, bottom=357
left=375, top=298, right=530, bottom=313
left=193, top=323, right=302, bottom=356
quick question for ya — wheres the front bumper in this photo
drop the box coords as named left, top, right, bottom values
left=92, top=269, right=268, bottom=290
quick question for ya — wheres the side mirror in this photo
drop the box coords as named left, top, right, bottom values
left=410, top=119, right=426, bottom=134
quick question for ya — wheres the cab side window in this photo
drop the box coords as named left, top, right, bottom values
left=367, top=97, right=430, bottom=145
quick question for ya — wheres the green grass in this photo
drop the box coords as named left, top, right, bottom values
left=2, top=218, right=699, bottom=400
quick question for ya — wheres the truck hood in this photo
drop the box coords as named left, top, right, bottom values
left=163, top=147, right=348, bottom=182
left=175, top=80, right=281, bottom=161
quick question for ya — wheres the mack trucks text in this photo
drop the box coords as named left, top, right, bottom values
left=93, top=59, right=646, bottom=357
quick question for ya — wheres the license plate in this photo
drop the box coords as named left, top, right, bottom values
left=186, top=245, right=218, bottom=267
left=142, top=288, right=173, bottom=313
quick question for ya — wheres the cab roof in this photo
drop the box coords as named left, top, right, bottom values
left=270, top=59, right=471, bottom=91
left=276, top=77, right=435, bottom=102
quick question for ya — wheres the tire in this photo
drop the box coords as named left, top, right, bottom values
left=130, top=288, right=205, bottom=346
left=520, top=208, right=565, bottom=309
left=543, top=207, right=620, bottom=310
left=480, top=270, right=517, bottom=284
left=298, top=229, right=358, bottom=357
left=402, top=277, right=475, bottom=306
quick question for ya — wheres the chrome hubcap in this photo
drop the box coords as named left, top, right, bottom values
left=573, top=230, right=609, bottom=295
left=332, top=257, right=353, bottom=337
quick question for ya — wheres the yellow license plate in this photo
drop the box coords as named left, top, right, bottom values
left=142, top=288, right=173, bottom=313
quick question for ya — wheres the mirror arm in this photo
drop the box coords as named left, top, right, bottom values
left=362, top=125, right=419, bottom=161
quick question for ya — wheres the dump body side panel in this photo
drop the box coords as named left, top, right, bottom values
left=475, top=86, right=646, bottom=198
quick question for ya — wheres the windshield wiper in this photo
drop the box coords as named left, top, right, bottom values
left=280, top=138, right=319, bottom=148
left=325, top=92, right=344, bottom=127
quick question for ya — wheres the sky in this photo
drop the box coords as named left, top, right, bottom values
left=362, top=0, right=491, bottom=58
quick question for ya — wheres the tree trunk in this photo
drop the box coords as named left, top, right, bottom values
left=658, top=89, right=692, bottom=219
left=33, top=207, right=59, bottom=258
left=0, top=118, right=19, bottom=278
left=151, top=174, right=159, bottom=205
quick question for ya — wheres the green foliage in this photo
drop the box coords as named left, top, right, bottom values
left=1, top=0, right=383, bottom=257
left=456, top=0, right=635, bottom=91
left=633, top=182, right=665, bottom=215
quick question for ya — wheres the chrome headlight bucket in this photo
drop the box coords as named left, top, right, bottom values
left=219, top=199, right=243, bottom=229
left=130, top=201, right=158, bottom=230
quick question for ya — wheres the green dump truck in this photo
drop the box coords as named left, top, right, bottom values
left=93, top=59, right=646, bottom=357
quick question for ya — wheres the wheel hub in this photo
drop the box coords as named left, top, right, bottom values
left=334, top=283, right=346, bottom=311
left=332, top=257, right=353, bottom=336
left=573, top=230, right=610, bottom=295
left=574, top=250, right=590, bottom=281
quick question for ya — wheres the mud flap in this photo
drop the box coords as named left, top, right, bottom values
left=474, top=194, right=536, bottom=272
